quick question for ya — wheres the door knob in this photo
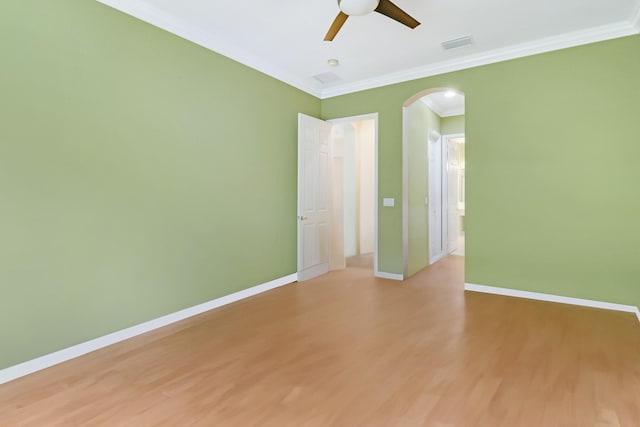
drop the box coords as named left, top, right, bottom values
left=299, top=215, right=308, bottom=221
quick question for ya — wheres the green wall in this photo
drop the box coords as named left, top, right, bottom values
left=323, top=35, right=640, bottom=309
left=406, top=101, right=440, bottom=276
left=0, top=0, right=319, bottom=369
left=2, top=0, right=639, bottom=372
left=441, top=115, right=465, bottom=135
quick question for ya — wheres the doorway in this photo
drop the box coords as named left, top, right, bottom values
left=427, top=131, right=466, bottom=263
left=330, top=119, right=376, bottom=271
left=331, top=117, right=377, bottom=271
left=297, top=113, right=379, bottom=281
left=402, top=88, right=465, bottom=277
left=444, top=134, right=465, bottom=256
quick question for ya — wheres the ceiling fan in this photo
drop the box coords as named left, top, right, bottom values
left=324, top=0, right=420, bottom=41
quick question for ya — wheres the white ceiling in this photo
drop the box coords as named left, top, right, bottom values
left=98, top=0, right=640, bottom=98
left=422, top=90, right=465, bottom=117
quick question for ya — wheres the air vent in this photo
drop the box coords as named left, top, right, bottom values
left=441, top=35, right=473, bottom=50
left=313, top=72, right=342, bottom=84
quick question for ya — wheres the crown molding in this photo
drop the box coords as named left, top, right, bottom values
left=420, top=95, right=464, bottom=118
left=441, top=108, right=465, bottom=118
left=420, top=97, right=442, bottom=116
left=420, top=97, right=464, bottom=118
left=96, top=0, right=324, bottom=98
left=320, top=20, right=639, bottom=99
left=96, top=0, right=640, bottom=101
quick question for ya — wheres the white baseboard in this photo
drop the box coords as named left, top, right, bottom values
left=0, top=273, right=297, bottom=385
left=429, top=252, right=445, bottom=266
left=375, top=271, right=404, bottom=281
left=465, top=283, right=640, bottom=323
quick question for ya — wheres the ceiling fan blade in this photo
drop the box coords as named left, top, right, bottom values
left=324, top=11, right=349, bottom=41
left=374, top=0, right=420, bottom=29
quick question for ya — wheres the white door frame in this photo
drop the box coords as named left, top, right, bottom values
left=327, top=113, right=381, bottom=277
left=428, top=130, right=444, bottom=265
left=402, top=107, right=409, bottom=278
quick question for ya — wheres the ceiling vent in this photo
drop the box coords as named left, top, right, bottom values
left=313, top=72, right=342, bottom=84
left=441, top=35, right=473, bottom=50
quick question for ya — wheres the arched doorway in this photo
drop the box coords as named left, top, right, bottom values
left=402, top=88, right=465, bottom=278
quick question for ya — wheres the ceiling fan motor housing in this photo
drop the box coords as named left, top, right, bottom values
left=338, top=0, right=381, bottom=16
left=325, top=0, right=419, bottom=41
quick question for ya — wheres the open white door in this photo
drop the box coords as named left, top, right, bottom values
left=446, top=137, right=461, bottom=254
left=297, top=113, right=332, bottom=281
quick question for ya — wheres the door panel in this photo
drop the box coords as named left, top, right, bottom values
left=298, top=113, right=332, bottom=281
left=428, top=134, right=443, bottom=263
left=447, top=140, right=460, bottom=253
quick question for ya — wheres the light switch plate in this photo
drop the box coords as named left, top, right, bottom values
left=383, top=198, right=395, bottom=207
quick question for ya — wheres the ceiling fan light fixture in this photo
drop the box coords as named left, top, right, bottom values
left=338, top=0, right=381, bottom=16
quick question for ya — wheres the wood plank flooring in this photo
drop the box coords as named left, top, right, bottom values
left=1, top=256, right=639, bottom=426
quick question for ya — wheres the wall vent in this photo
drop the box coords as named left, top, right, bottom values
left=313, top=72, right=342, bottom=84
left=441, top=35, right=473, bottom=50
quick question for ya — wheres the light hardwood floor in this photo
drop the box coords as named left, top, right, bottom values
left=345, top=253, right=374, bottom=269
left=2, top=256, right=639, bottom=426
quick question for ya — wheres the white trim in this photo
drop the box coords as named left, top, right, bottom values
left=95, top=0, right=324, bottom=98
left=297, top=262, right=330, bottom=282
left=321, top=21, right=638, bottom=99
left=442, top=133, right=466, bottom=143
left=96, top=0, right=638, bottom=100
left=420, top=97, right=442, bottom=116
left=429, top=252, right=445, bottom=266
left=420, top=97, right=465, bottom=118
left=464, top=283, right=640, bottom=323
left=418, top=127, right=450, bottom=269
left=401, top=106, right=409, bottom=279
left=0, top=274, right=297, bottom=385
left=327, top=113, right=379, bottom=125
left=428, top=130, right=446, bottom=268
left=375, top=271, right=404, bottom=281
